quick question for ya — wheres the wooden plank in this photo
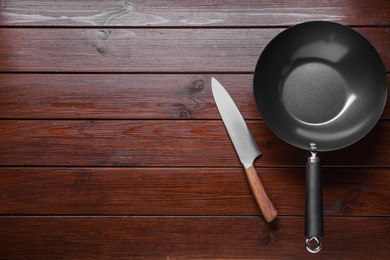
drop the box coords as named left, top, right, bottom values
left=0, top=120, right=389, bottom=167
left=0, top=216, right=388, bottom=258
left=0, top=74, right=227, bottom=120
left=0, top=0, right=389, bottom=27
left=0, top=167, right=388, bottom=216
left=1, top=74, right=389, bottom=119
left=0, top=28, right=388, bottom=72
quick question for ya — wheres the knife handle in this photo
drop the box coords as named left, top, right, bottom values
left=245, top=166, right=277, bottom=222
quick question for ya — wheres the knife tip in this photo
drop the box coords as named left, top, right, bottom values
left=211, top=77, right=219, bottom=90
left=211, top=77, right=216, bottom=92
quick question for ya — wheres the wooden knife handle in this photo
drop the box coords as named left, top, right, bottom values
left=245, top=166, right=277, bottom=222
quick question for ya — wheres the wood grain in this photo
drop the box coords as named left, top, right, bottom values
left=0, top=1, right=389, bottom=258
left=1, top=0, right=389, bottom=27
left=0, top=216, right=389, bottom=259
left=1, top=74, right=389, bottom=119
left=0, top=28, right=388, bottom=72
left=0, top=120, right=389, bottom=167
left=0, top=167, right=388, bottom=216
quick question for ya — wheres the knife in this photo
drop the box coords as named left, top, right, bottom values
left=211, top=77, right=277, bottom=222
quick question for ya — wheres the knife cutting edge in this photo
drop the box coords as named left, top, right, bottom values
left=211, top=77, right=277, bottom=222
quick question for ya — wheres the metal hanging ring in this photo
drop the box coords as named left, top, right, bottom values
left=306, top=236, right=322, bottom=253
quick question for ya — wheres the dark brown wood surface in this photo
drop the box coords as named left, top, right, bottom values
left=0, top=28, right=389, bottom=72
left=0, top=0, right=389, bottom=258
left=1, top=0, right=389, bottom=27
left=1, top=120, right=390, bottom=167
left=0, top=167, right=388, bottom=216
left=0, top=217, right=389, bottom=259
left=1, top=74, right=390, bottom=119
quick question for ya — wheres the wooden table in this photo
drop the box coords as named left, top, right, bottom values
left=0, top=1, right=389, bottom=258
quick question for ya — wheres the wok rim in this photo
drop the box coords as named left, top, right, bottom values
left=253, top=21, right=387, bottom=152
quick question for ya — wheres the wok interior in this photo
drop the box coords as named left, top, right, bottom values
left=254, top=21, right=387, bottom=151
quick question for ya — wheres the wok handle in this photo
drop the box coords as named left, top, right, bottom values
left=245, top=165, right=277, bottom=222
left=305, top=155, right=324, bottom=253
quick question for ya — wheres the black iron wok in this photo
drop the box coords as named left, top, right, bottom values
left=253, top=21, right=387, bottom=253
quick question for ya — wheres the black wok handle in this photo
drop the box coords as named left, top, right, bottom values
left=305, top=154, right=323, bottom=253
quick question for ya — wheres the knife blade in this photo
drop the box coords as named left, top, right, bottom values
left=211, top=77, right=277, bottom=222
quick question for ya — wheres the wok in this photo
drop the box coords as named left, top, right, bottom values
left=253, top=21, right=387, bottom=253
